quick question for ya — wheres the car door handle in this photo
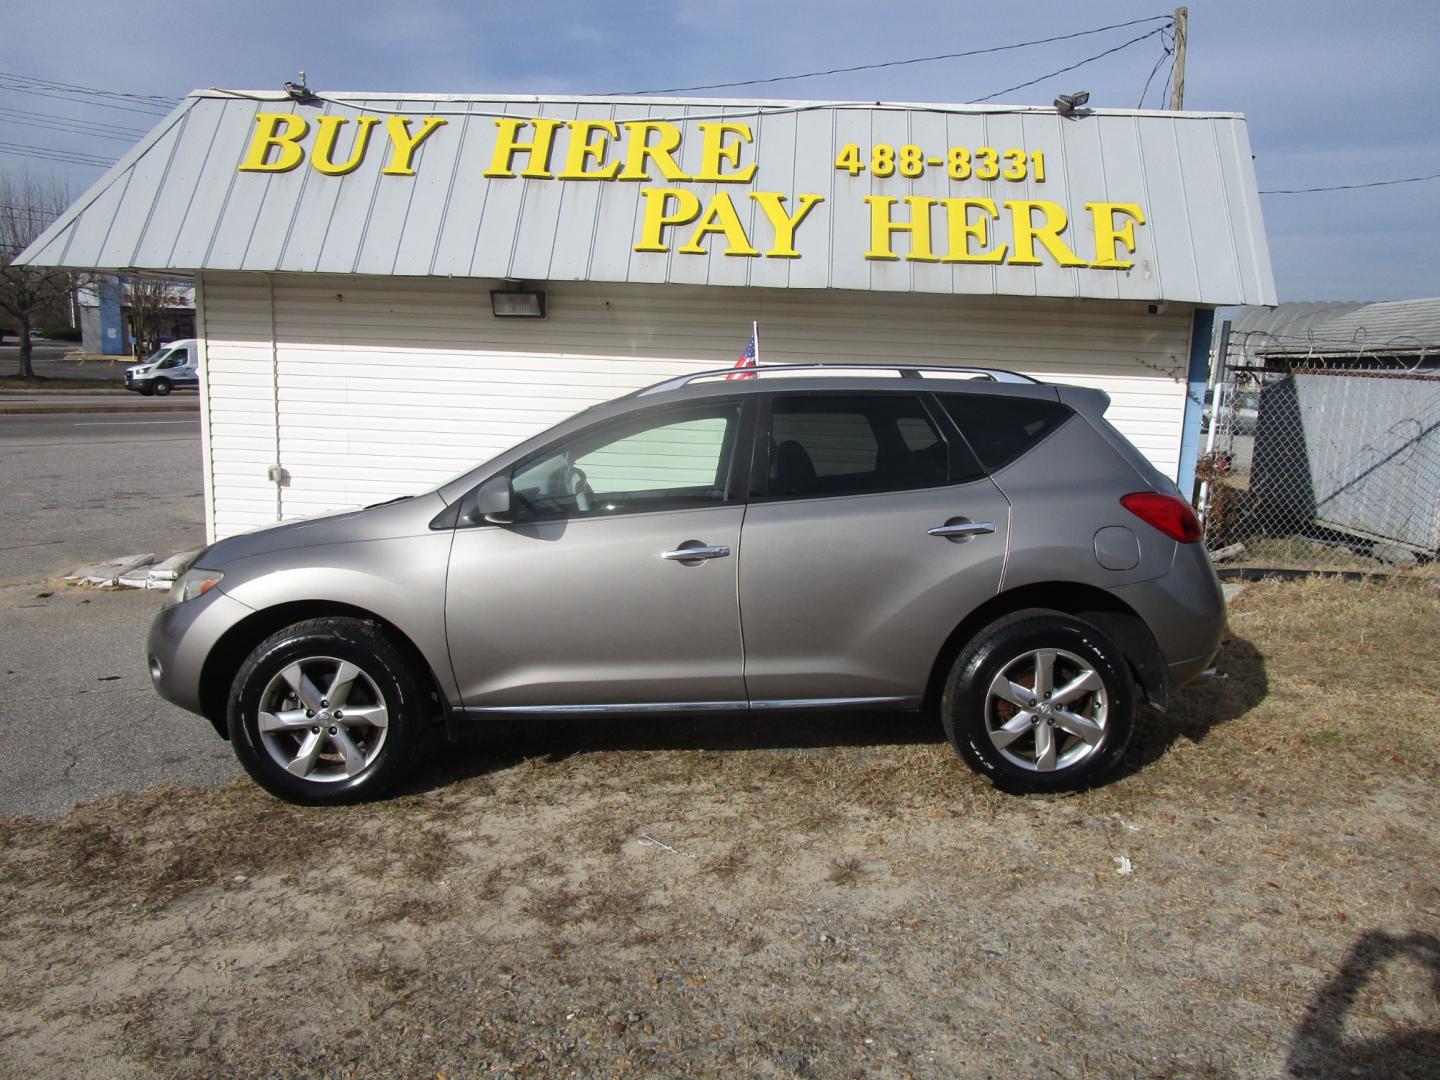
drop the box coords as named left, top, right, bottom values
left=928, top=521, right=995, bottom=539
left=661, top=544, right=731, bottom=561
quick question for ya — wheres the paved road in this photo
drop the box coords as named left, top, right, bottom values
left=0, top=584, right=238, bottom=817
left=0, top=412, right=205, bottom=585
left=0, top=392, right=198, bottom=410
left=0, top=410, right=237, bottom=817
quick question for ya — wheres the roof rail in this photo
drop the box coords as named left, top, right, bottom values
left=635, top=363, right=1040, bottom=396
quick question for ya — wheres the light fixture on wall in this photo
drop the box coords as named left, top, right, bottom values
left=1054, top=91, right=1091, bottom=119
left=490, top=285, right=547, bottom=318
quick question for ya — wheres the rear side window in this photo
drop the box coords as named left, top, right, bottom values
left=937, top=393, right=1073, bottom=471
left=764, top=393, right=956, bottom=498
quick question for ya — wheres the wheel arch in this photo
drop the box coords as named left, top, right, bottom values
left=198, top=600, right=448, bottom=739
left=923, top=581, right=1168, bottom=715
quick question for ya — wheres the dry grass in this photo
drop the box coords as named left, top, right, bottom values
left=1, top=578, right=1438, bottom=1079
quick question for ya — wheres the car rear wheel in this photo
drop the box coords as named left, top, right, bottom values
left=228, top=617, right=426, bottom=805
left=151, top=377, right=172, bottom=396
left=942, top=611, right=1135, bottom=793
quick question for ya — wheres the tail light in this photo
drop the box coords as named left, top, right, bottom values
left=1120, top=491, right=1203, bottom=543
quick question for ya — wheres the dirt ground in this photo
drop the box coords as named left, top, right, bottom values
left=1, top=578, right=1437, bottom=1079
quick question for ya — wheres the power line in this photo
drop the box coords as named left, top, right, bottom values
left=0, top=201, right=59, bottom=219
left=0, top=82, right=173, bottom=117
left=608, top=14, right=1174, bottom=96
left=968, top=25, right=1167, bottom=104
left=0, top=113, right=145, bottom=142
left=0, top=105, right=148, bottom=137
left=1157, top=52, right=1177, bottom=110
left=0, top=69, right=176, bottom=104
left=1260, top=172, right=1440, bottom=194
left=0, top=140, right=113, bottom=168
left=1136, top=27, right=1173, bottom=108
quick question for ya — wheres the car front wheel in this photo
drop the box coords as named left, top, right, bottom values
left=151, top=377, right=172, bottom=396
left=942, top=611, right=1135, bottom=793
left=228, top=617, right=426, bottom=804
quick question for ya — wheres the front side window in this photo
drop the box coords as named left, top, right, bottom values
left=510, top=402, right=741, bottom=520
left=763, top=393, right=955, bottom=499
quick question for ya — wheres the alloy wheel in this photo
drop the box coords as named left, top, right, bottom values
left=984, top=647, right=1109, bottom=772
left=256, top=656, right=389, bottom=782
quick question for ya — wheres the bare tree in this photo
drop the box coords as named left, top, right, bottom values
left=0, top=171, right=76, bottom=379
left=126, top=276, right=189, bottom=357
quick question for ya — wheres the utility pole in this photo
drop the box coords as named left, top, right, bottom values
left=1169, top=6, right=1188, bottom=110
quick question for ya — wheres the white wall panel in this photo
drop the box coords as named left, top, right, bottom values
left=198, top=272, right=1192, bottom=538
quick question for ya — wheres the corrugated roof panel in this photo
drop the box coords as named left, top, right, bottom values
left=509, top=99, right=582, bottom=282
left=97, top=115, right=187, bottom=268
left=169, top=99, right=263, bottom=267
left=785, top=107, right=834, bottom=291
left=1315, top=298, right=1440, bottom=347
left=133, top=100, right=223, bottom=266
left=987, top=111, right=1039, bottom=299
left=18, top=91, right=1276, bottom=306
left=1214, top=120, right=1272, bottom=306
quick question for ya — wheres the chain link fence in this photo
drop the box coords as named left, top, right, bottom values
left=1199, top=322, right=1440, bottom=574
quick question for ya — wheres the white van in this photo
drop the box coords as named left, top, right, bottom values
left=124, top=339, right=198, bottom=396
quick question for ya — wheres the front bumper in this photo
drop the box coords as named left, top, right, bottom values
left=146, top=586, right=254, bottom=726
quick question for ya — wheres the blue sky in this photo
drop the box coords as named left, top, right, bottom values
left=6, top=0, right=1437, bottom=301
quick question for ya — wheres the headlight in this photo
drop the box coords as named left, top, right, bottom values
left=166, top=568, right=224, bottom=606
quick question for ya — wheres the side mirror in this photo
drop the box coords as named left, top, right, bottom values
left=465, top=475, right=513, bottom=525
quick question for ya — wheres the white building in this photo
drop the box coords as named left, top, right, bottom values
left=19, top=90, right=1274, bottom=540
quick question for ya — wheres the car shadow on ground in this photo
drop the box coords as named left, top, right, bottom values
left=399, top=630, right=1268, bottom=798
left=1112, top=629, right=1269, bottom=781
left=1286, top=929, right=1440, bottom=1078
left=403, top=706, right=948, bottom=796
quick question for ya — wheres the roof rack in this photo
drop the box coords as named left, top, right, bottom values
left=636, top=363, right=1039, bottom=396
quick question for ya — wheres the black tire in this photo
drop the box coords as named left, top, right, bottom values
left=942, top=610, right=1135, bottom=793
left=227, top=617, right=427, bottom=805
left=151, top=377, right=172, bottom=396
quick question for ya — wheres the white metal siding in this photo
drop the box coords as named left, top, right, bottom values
left=200, top=273, right=1192, bottom=539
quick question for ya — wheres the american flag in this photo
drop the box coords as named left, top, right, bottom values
left=726, top=327, right=759, bottom=380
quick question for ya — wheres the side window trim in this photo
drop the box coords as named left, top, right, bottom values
left=919, top=391, right=988, bottom=483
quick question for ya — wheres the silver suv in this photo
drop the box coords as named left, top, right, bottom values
left=148, top=364, right=1224, bottom=804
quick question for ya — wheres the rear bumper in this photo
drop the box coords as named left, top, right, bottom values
left=1111, top=543, right=1227, bottom=696
left=1168, top=647, right=1222, bottom=690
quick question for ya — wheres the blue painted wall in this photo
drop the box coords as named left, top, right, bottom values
left=1175, top=307, right=1216, bottom=500
left=98, top=276, right=125, bottom=356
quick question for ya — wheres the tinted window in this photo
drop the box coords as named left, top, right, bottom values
left=938, top=393, right=1073, bottom=471
left=511, top=403, right=740, bottom=520
left=765, top=394, right=952, bottom=498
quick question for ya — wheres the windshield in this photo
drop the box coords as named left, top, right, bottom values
left=141, top=347, right=174, bottom=366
